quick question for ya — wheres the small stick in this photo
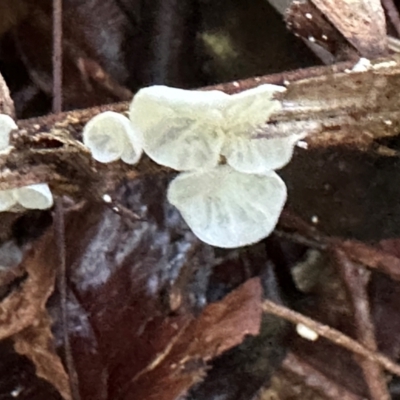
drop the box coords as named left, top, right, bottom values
left=282, top=352, right=363, bottom=400
left=151, top=0, right=177, bottom=83
left=335, top=248, right=390, bottom=400
left=279, top=211, right=400, bottom=283
left=52, top=0, right=63, bottom=113
left=55, top=199, right=81, bottom=400
left=262, top=299, right=400, bottom=377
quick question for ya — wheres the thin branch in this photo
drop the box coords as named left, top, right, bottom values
left=274, top=229, right=327, bottom=251
left=282, top=352, right=363, bottom=400
left=55, top=199, right=81, bottom=400
left=52, top=0, right=63, bottom=113
left=151, top=0, right=179, bottom=83
left=339, top=240, right=400, bottom=282
left=278, top=211, right=400, bottom=283
left=262, top=299, right=400, bottom=377
left=334, top=248, right=390, bottom=400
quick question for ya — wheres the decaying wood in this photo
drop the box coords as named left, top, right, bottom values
left=277, top=0, right=387, bottom=65
left=310, top=0, right=387, bottom=58
left=285, top=0, right=357, bottom=63
left=0, top=102, right=139, bottom=197
left=3, top=54, right=400, bottom=199
left=265, top=54, right=400, bottom=152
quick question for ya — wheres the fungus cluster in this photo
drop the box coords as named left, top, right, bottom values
left=1, top=85, right=301, bottom=247
left=83, top=84, right=302, bottom=248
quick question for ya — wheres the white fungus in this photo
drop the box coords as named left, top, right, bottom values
left=83, top=111, right=143, bottom=164
left=0, top=189, right=17, bottom=211
left=127, top=84, right=301, bottom=248
left=0, top=114, right=17, bottom=151
left=14, top=183, right=53, bottom=210
left=167, top=165, right=287, bottom=248
left=220, top=84, right=297, bottom=174
left=130, top=86, right=228, bottom=171
left=0, top=183, right=53, bottom=212
left=129, top=84, right=292, bottom=174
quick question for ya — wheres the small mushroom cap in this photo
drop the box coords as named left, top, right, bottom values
left=0, top=114, right=17, bottom=151
left=0, top=189, right=17, bottom=211
left=129, top=85, right=230, bottom=171
left=220, top=84, right=299, bottom=174
left=83, top=111, right=142, bottom=164
left=14, top=183, right=54, bottom=210
left=167, top=165, right=287, bottom=248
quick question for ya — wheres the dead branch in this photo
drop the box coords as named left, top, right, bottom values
left=262, top=299, right=400, bottom=377
left=52, top=0, right=63, bottom=113
left=278, top=211, right=400, bottom=283
left=334, top=248, right=390, bottom=400
left=6, top=55, right=400, bottom=198
left=282, top=352, right=363, bottom=400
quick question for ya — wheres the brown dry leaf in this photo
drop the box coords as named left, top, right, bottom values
left=13, top=313, right=72, bottom=400
left=310, top=0, right=387, bottom=57
left=0, top=229, right=56, bottom=340
left=0, top=223, right=71, bottom=399
left=126, top=277, right=262, bottom=400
